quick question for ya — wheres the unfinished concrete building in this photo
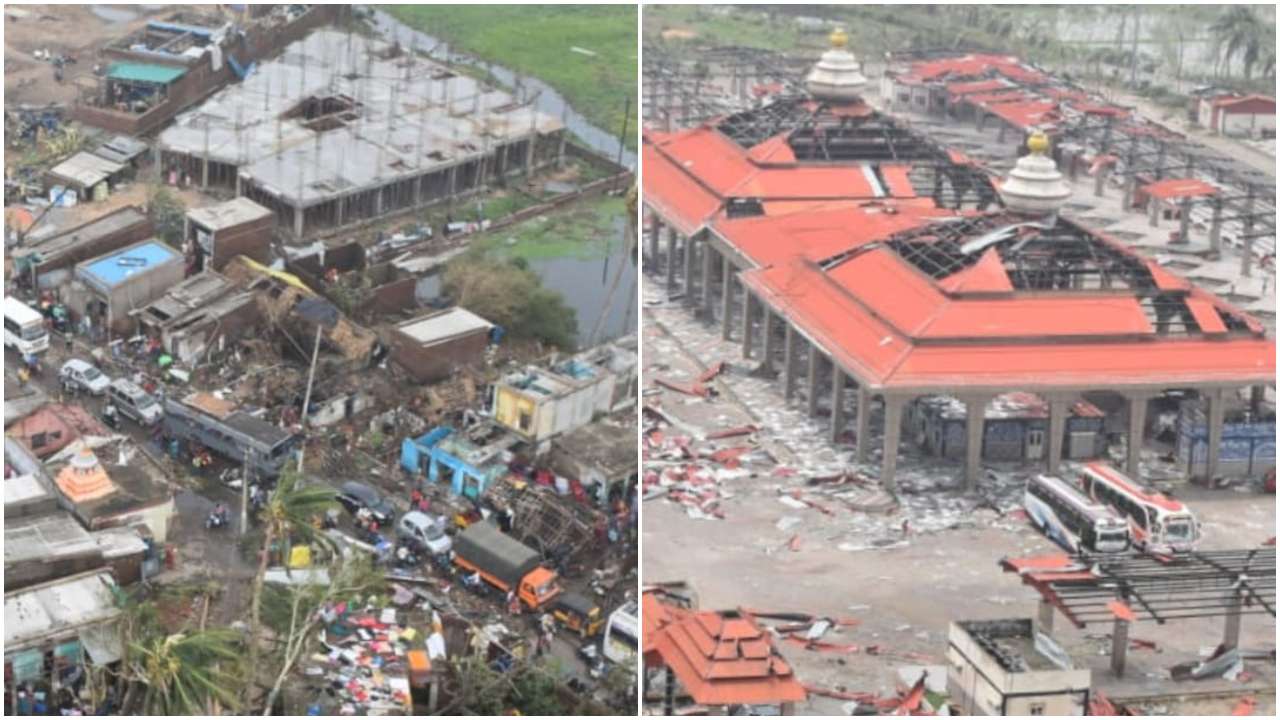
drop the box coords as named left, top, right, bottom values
left=156, top=30, right=567, bottom=241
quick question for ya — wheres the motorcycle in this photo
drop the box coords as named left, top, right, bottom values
left=393, top=544, right=421, bottom=568
left=101, top=404, right=120, bottom=430
left=205, top=507, right=230, bottom=531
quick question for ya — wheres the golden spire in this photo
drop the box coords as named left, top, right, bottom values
left=1027, top=131, right=1050, bottom=155
left=830, top=28, right=848, bottom=49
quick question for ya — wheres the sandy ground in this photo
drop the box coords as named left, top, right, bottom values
left=3, top=5, right=176, bottom=107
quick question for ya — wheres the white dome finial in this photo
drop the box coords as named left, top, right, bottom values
left=806, top=27, right=867, bottom=102
left=999, top=132, right=1071, bottom=215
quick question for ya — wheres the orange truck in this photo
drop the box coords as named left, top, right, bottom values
left=453, top=521, right=562, bottom=610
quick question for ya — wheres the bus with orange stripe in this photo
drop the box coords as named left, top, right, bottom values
left=1076, top=461, right=1200, bottom=554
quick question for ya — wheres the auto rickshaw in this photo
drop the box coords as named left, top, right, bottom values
left=551, top=590, right=603, bottom=638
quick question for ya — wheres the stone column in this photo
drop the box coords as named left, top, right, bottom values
left=740, top=290, right=754, bottom=359
left=1222, top=585, right=1243, bottom=650
left=1111, top=610, right=1130, bottom=677
left=293, top=207, right=305, bottom=239
left=963, top=395, right=989, bottom=491
left=1093, top=165, right=1108, bottom=198
left=720, top=255, right=733, bottom=341
left=1047, top=394, right=1071, bottom=475
left=701, top=240, right=715, bottom=313
left=648, top=216, right=661, bottom=273
left=1148, top=198, right=1160, bottom=228
left=881, top=396, right=905, bottom=492
left=1204, top=387, right=1226, bottom=481
left=1038, top=598, right=1055, bottom=635
left=806, top=348, right=821, bottom=418
left=1121, top=176, right=1136, bottom=211
left=855, top=387, right=873, bottom=463
left=683, top=233, right=696, bottom=301
left=831, top=369, right=847, bottom=443
left=1209, top=199, right=1223, bottom=253
left=782, top=324, right=798, bottom=402
left=1126, top=392, right=1152, bottom=477
left=761, top=309, right=777, bottom=374
left=1177, top=198, right=1191, bottom=244
left=666, top=229, right=679, bottom=290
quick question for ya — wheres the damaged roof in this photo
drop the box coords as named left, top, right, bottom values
left=186, top=197, right=273, bottom=230
left=4, top=570, right=122, bottom=657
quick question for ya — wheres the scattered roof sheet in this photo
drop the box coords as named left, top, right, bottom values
left=1143, top=178, right=1218, bottom=201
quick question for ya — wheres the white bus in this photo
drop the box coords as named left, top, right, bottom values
left=1023, top=474, right=1130, bottom=555
left=3, top=297, right=49, bottom=355
left=1077, top=461, right=1200, bottom=554
left=602, top=600, right=638, bottom=665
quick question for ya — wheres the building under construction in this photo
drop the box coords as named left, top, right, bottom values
left=156, top=30, right=567, bottom=241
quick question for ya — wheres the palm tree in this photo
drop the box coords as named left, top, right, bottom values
left=127, top=630, right=243, bottom=714
left=246, top=468, right=337, bottom=697
left=1211, top=6, right=1265, bottom=79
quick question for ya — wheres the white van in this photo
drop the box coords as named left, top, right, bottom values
left=396, top=511, right=452, bottom=555
left=59, top=358, right=110, bottom=395
left=4, top=297, right=49, bottom=355
left=108, top=379, right=163, bottom=425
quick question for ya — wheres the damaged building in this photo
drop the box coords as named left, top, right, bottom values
left=9, top=206, right=153, bottom=290
left=133, top=270, right=259, bottom=364
left=643, top=31, right=1275, bottom=492
left=156, top=29, right=567, bottom=240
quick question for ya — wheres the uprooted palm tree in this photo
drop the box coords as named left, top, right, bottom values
left=246, top=467, right=337, bottom=700
left=127, top=630, right=244, bottom=715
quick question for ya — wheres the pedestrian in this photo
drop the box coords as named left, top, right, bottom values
left=901, top=518, right=911, bottom=537
left=411, top=488, right=423, bottom=507
left=17, top=366, right=29, bottom=387
left=64, top=333, right=72, bottom=353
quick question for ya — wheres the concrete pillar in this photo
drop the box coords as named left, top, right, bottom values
left=782, top=324, right=798, bottom=402
left=761, top=309, right=776, bottom=373
left=1204, top=387, right=1226, bottom=481
left=855, top=387, right=872, bottom=463
left=741, top=290, right=754, bottom=359
left=1222, top=586, right=1243, bottom=650
left=1121, top=176, right=1135, bottom=211
left=701, top=240, right=714, bottom=313
left=1250, top=385, right=1266, bottom=418
left=1038, top=598, right=1055, bottom=635
left=806, top=348, right=821, bottom=418
left=720, top=255, right=733, bottom=341
left=666, top=229, right=678, bottom=290
left=1047, top=395, right=1071, bottom=475
left=831, top=369, right=847, bottom=443
left=293, top=207, right=304, bottom=239
left=1148, top=198, right=1160, bottom=228
left=647, top=217, right=660, bottom=271
left=1126, top=393, right=1150, bottom=477
left=683, top=233, right=696, bottom=301
left=1111, top=613, right=1130, bottom=676
left=1067, top=151, right=1080, bottom=182
left=1093, top=166, right=1107, bottom=198
left=963, top=396, right=989, bottom=491
left=1177, top=198, right=1191, bottom=244
left=201, top=157, right=209, bottom=188
left=996, top=122, right=1006, bottom=143
left=881, top=396, right=905, bottom=492
left=1209, top=199, right=1223, bottom=253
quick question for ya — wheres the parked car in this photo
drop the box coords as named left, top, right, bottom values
left=59, top=358, right=110, bottom=395
left=396, top=511, right=452, bottom=555
left=107, top=378, right=163, bottom=425
left=336, top=481, right=396, bottom=526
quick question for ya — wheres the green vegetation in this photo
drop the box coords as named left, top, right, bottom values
left=443, top=255, right=578, bottom=350
left=148, top=186, right=186, bottom=250
left=474, top=194, right=625, bottom=262
left=387, top=5, right=637, bottom=150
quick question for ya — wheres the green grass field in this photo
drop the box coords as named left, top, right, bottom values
left=388, top=5, right=637, bottom=151
left=473, top=194, right=626, bottom=262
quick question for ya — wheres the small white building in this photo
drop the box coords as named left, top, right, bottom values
left=947, top=619, right=1091, bottom=716
left=1197, top=93, right=1276, bottom=138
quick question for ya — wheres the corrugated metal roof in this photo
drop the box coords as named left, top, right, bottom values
left=396, top=308, right=494, bottom=346
left=47, top=151, right=125, bottom=189
left=107, top=62, right=187, bottom=85
left=3, top=571, right=121, bottom=653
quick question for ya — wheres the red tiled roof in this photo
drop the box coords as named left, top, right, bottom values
left=644, top=592, right=807, bottom=707
left=1143, top=178, right=1218, bottom=201
left=962, top=90, right=1030, bottom=106
left=945, top=79, right=1010, bottom=97
left=937, top=247, right=1013, bottom=293
left=1212, top=93, right=1275, bottom=111
left=643, top=138, right=722, bottom=237
left=911, top=54, right=1047, bottom=84
left=8, top=404, right=106, bottom=458
left=983, top=100, right=1061, bottom=130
